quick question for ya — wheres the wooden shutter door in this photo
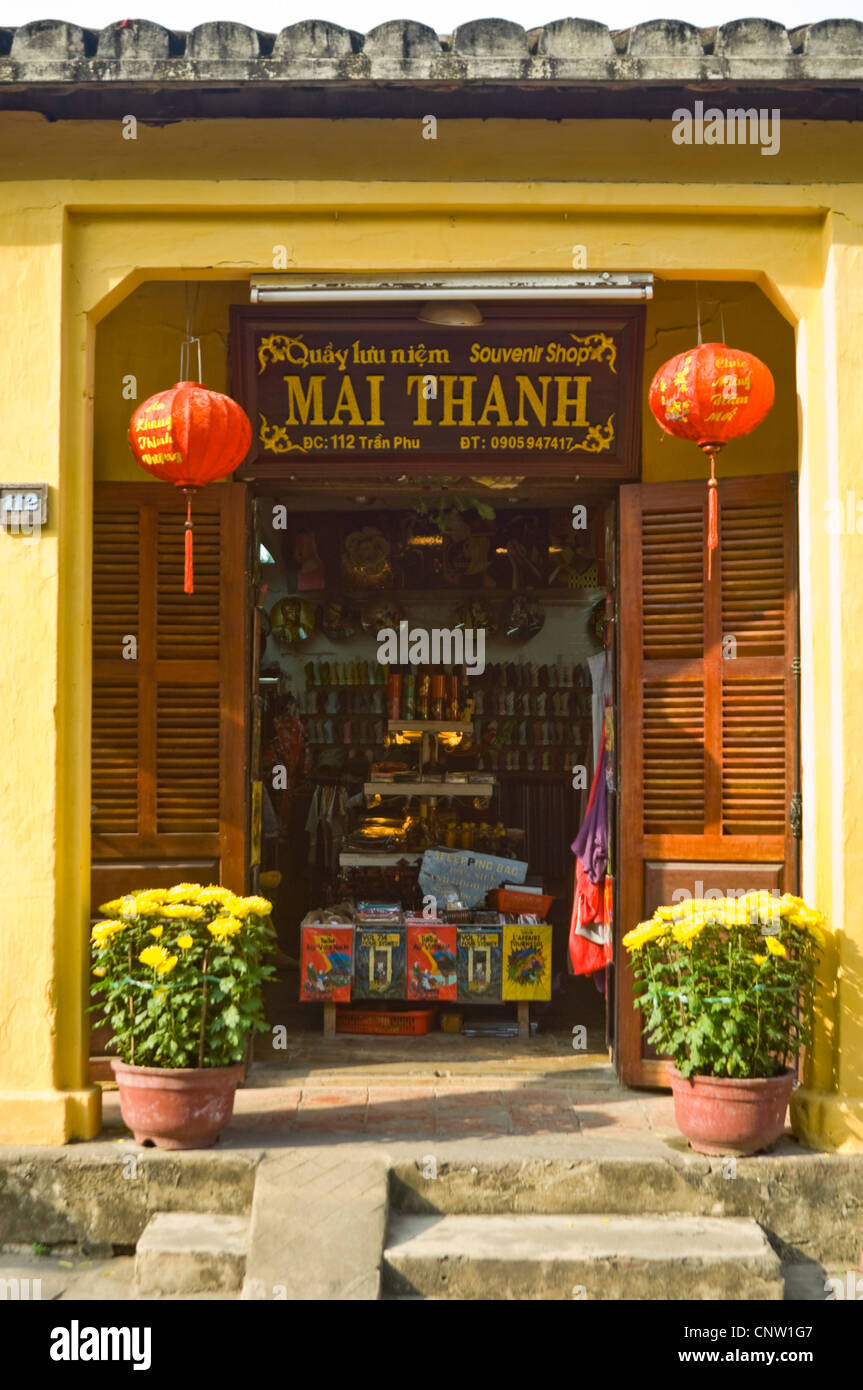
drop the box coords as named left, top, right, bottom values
left=617, top=473, right=797, bottom=1087
left=91, top=482, right=248, bottom=910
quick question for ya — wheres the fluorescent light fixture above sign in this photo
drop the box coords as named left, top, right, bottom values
left=249, top=273, right=654, bottom=304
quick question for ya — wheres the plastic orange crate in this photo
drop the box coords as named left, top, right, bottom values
left=336, top=1008, right=436, bottom=1036
left=490, top=888, right=555, bottom=916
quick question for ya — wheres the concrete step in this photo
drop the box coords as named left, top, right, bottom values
left=134, top=1212, right=249, bottom=1296
left=389, top=1154, right=862, bottom=1269
left=383, top=1213, right=784, bottom=1300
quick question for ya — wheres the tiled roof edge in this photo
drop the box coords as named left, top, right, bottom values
left=0, top=17, right=861, bottom=84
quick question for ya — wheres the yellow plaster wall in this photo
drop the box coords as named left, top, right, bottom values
left=94, top=281, right=246, bottom=483
left=0, top=204, right=100, bottom=1142
left=0, top=107, right=858, bottom=1144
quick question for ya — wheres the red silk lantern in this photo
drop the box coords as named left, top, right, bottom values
left=648, top=344, right=774, bottom=578
left=128, top=382, right=251, bottom=593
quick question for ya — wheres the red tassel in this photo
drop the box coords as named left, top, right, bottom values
left=707, top=458, right=719, bottom=582
left=184, top=496, right=194, bottom=594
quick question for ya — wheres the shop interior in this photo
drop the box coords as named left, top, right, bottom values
left=249, top=480, right=616, bottom=1049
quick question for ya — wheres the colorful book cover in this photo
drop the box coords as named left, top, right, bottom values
left=300, top=926, right=354, bottom=1002
left=354, top=928, right=406, bottom=1000
left=407, top=924, right=458, bottom=1001
left=457, top=928, right=503, bottom=1002
left=502, top=924, right=553, bottom=1001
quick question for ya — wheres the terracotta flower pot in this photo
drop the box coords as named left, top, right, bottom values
left=668, top=1065, right=795, bottom=1157
left=111, top=1060, right=244, bottom=1150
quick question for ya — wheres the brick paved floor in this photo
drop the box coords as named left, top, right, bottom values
left=100, top=1078, right=678, bottom=1141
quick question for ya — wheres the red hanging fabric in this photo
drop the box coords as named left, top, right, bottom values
left=568, top=729, right=612, bottom=977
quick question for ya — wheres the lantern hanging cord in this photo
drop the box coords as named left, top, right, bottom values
left=180, top=282, right=203, bottom=383
left=696, top=281, right=702, bottom=346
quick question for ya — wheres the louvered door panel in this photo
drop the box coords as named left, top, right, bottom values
left=92, top=684, right=138, bottom=833
left=92, top=513, right=139, bottom=659
left=157, top=512, right=221, bottom=660
left=619, top=474, right=797, bottom=1087
left=157, top=685, right=221, bottom=833
left=642, top=510, right=704, bottom=660
left=722, top=678, right=786, bottom=834
left=721, top=503, right=785, bottom=656
left=91, top=482, right=247, bottom=892
left=643, top=681, right=705, bottom=833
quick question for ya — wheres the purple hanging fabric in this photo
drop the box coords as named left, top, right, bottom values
left=571, top=747, right=608, bottom=887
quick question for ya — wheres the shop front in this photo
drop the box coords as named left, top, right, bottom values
left=2, top=17, right=862, bottom=1144
left=88, top=281, right=798, bottom=1088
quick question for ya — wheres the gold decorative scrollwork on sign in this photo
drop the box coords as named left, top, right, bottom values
left=580, top=414, right=616, bottom=453
left=258, top=414, right=307, bottom=453
left=568, top=332, right=617, bottom=374
left=257, top=334, right=306, bottom=375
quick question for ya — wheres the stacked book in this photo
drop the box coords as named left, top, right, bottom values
left=354, top=900, right=403, bottom=926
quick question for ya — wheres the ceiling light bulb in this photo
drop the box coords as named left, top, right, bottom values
left=417, top=301, right=483, bottom=326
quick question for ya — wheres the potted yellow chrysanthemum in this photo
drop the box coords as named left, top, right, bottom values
left=91, top=883, right=275, bottom=1149
left=623, top=892, right=827, bottom=1156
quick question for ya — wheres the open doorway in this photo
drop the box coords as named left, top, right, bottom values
left=247, top=480, right=618, bottom=1063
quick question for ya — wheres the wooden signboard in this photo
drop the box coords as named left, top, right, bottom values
left=230, top=305, right=644, bottom=478
left=419, top=848, right=528, bottom=910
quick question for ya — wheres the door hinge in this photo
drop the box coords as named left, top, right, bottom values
left=789, top=793, right=802, bottom=839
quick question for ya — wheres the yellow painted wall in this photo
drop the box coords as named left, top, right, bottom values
left=94, top=282, right=246, bottom=483
left=0, top=109, right=858, bottom=1144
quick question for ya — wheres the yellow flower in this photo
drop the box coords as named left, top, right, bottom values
left=177, top=934, right=194, bottom=950
left=90, top=919, right=125, bottom=945
left=92, top=965, right=107, bottom=977
left=139, top=945, right=170, bottom=969
left=149, top=925, right=164, bottom=939
left=672, top=920, right=705, bottom=948
left=234, top=895, right=273, bottom=919
left=154, top=988, right=167, bottom=1003
left=779, top=894, right=806, bottom=919
left=160, top=903, right=205, bottom=920
left=197, top=886, right=233, bottom=907
left=623, top=920, right=668, bottom=951
left=156, top=955, right=178, bottom=975
left=753, top=954, right=767, bottom=966
left=136, top=889, right=170, bottom=905
left=208, top=916, right=242, bottom=942
left=166, top=883, right=204, bottom=903
left=765, top=936, right=787, bottom=958
left=98, top=898, right=124, bottom=916
left=121, top=896, right=160, bottom=919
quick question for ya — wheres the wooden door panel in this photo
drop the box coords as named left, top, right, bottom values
left=617, top=473, right=798, bottom=1087
left=91, top=482, right=249, bottom=895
